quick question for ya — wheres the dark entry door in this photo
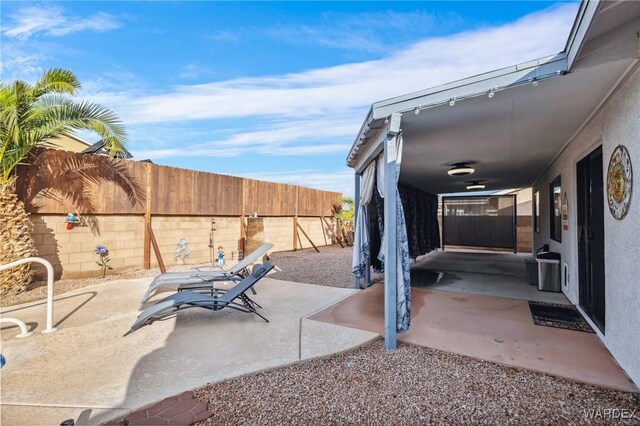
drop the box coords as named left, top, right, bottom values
left=577, top=146, right=605, bottom=333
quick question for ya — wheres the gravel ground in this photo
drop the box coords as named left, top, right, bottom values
left=1, top=244, right=352, bottom=307
left=270, top=245, right=357, bottom=288
left=0, top=263, right=208, bottom=307
left=195, top=339, right=639, bottom=425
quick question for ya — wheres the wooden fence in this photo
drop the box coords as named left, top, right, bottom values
left=16, top=149, right=341, bottom=217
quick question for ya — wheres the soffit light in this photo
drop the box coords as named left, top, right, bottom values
left=466, top=181, right=486, bottom=190
left=447, top=163, right=475, bottom=176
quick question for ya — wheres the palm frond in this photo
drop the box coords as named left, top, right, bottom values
left=20, top=150, right=145, bottom=216
left=33, top=68, right=81, bottom=96
left=0, top=68, right=130, bottom=182
left=41, top=100, right=128, bottom=153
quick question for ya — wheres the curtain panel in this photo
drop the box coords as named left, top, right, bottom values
left=375, top=136, right=411, bottom=333
left=351, top=161, right=376, bottom=284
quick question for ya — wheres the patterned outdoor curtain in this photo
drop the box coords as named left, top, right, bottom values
left=377, top=135, right=411, bottom=333
left=352, top=160, right=376, bottom=285
left=399, top=186, right=440, bottom=258
left=372, top=180, right=440, bottom=271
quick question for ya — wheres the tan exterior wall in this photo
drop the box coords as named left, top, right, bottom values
left=30, top=213, right=336, bottom=279
left=46, top=135, right=91, bottom=153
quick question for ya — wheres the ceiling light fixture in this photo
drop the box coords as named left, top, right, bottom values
left=447, top=162, right=475, bottom=176
left=414, top=106, right=420, bottom=115
left=488, top=90, right=495, bottom=99
left=449, top=98, right=456, bottom=107
left=466, top=181, right=486, bottom=190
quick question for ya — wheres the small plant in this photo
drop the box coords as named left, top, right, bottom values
left=95, top=245, right=113, bottom=277
left=333, top=197, right=355, bottom=246
left=175, top=238, right=190, bottom=264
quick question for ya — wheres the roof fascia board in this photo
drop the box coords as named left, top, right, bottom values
left=371, top=54, right=561, bottom=116
left=563, top=0, right=590, bottom=54
left=371, top=55, right=567, bottom=120
left=353, top=131, right=383, bottom=174
left=353, top=113, right=401, bottom=173
left=566, top=0, right=602, bottom=69
left=348, top=106, right=373, bottom=151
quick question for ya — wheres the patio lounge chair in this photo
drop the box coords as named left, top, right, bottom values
left=141, top=242, right=274, bottom=303
left=127, top=262, right=274, bottom=334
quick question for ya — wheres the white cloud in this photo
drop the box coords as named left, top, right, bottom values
left=264, top=10, right=459, bottom=52
left=3, top=5, right=121, bottom=39
left=239, top=169, right=355, bottom=196
left=5, top=3, right=579, bottom=194
left=130, top=117, right=356, bottom=160
left=100, top=3, right=577, bottom=127
left=176, top=63, right=217, bottom=81
left=207, top=30, right=240, bottom=43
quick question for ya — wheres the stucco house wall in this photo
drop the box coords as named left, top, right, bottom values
left=533, top=66, right=640, bottom=386
left=47, top=135, right=91, bottom=153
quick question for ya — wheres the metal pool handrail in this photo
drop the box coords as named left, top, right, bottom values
left=0, top=257, right=57, bottom=335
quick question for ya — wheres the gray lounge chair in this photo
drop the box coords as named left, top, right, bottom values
left=141, top=242, right=274, bottom=303
left=127, top=262, right=274, bottom=334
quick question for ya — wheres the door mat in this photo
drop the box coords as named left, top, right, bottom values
left=528, top=302, right=595, bottom=333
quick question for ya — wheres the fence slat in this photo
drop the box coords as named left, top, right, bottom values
left=16, top=149, right=341, bottom=217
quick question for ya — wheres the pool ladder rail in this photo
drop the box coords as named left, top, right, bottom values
left=0, top=257, right=57, bottom=338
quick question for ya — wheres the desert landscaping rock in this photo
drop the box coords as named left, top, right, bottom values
left=0, top=264, right=196, bottom=307
left=195, top=339, right=639, bottom=425
left=270, top=246, right=358, bottom=288
left=2, top=245, right=352, bottom=307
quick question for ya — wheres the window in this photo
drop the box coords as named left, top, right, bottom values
left=550, top=176, right=562, bottom=242
left=533, top=191, right=540, bottom=233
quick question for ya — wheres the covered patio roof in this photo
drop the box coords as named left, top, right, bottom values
left=347, top=0, right=640, bottom=194
left=347, top=0, right=640, bottom=352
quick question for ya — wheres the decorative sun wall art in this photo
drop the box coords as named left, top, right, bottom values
left=607, top=145, right=633, bottom=220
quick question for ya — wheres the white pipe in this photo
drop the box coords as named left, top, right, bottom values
left=0, top=318, right=33, bottom=337
left=0, top=257, right=57, bottom=334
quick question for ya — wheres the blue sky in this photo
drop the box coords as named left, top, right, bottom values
left=1, top=1, right=579, bottom=196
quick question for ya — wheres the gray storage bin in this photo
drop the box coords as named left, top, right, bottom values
left=525, top=258, right=538, bottom=285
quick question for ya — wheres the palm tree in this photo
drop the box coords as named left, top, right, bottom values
left=0, top=68, right=129, bottom=294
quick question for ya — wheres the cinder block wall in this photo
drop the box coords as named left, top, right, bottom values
left=149, top=216, right=241, bottom=268
left=516, top=216, right=533, bottom=253
left=29, top=213, right=336, bottom=279
left=261, top=217, right=294, bottom=252
left=297, top=217, right=332, bottom=248
left=30, top=214, right=145, bottom=279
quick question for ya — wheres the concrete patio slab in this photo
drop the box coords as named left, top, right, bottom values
left=411, top=251, right=570, bottom=304
left=310, top=284, right=638, bottom=393
left=0, top=276, right=376, bottom=425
